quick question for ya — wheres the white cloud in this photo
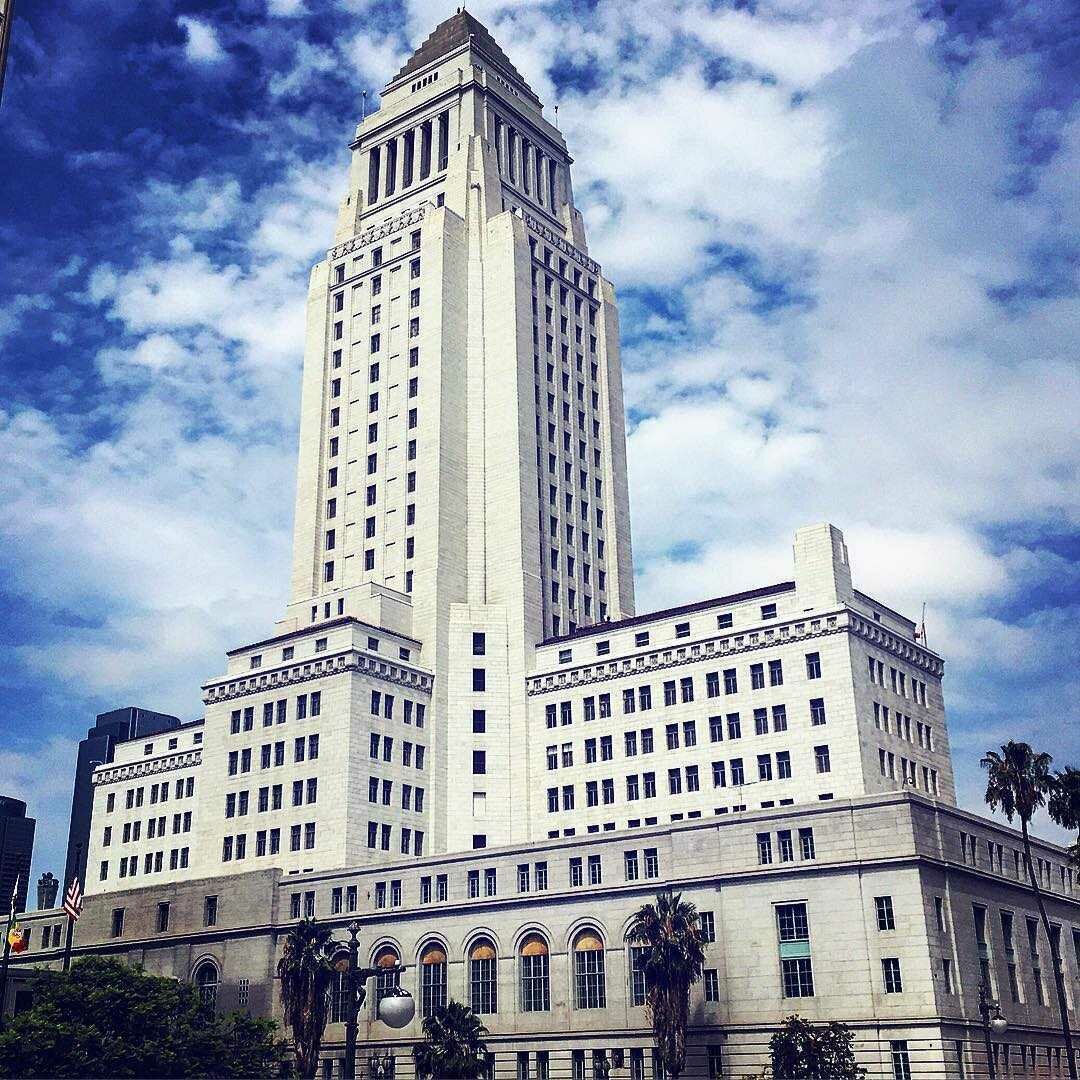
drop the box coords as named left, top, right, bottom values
left=177, top=15, right=226, bottom=63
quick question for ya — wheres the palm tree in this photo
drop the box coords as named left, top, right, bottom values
left=1048, top=766, right=1080, bottom=867
left=982, top=742, right=1077, bottom=1080
left=412, top=1000, right=489, bottom=1079
left=625, top=889, right=706, bottom=1077
left=277, top=917, right=335, bottom=1079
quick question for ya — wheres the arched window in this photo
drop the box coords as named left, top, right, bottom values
left=519, top=934, right=550, bottom=1012
left=468, top=939, right=497, bottom=1015
left=419, top=942, right=447, bottom=1017
left=573, top=930, right=606, bottom=1009
left=373, top=946, right=400, bottom=1008
left=193, top=960, right=218, bottom=1009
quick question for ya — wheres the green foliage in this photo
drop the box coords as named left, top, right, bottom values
left=0, top=956, right=288, bottom=1079
left=412, top=1000, right=488, bottom=1079
left=1048, top=766, right=1080, bottom=867
left=981, top=741, right=1054, bottom=826
left=767, top=1015, right=863, bottom=1080
left=625, top=889, right=706, bottom=1078
left=276, top=919, right=336, bottom=1080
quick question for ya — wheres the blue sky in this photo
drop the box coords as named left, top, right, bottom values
left=1, top=0, right=1077, bottom=886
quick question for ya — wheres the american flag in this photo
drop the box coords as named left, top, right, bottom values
left=62, top=877, right=82, bottom=922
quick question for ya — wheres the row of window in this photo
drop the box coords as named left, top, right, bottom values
left=867, top=654, right=929, bottom=704
left=552, top=604, right=788, bottom=665
left=139, top=732, right=200, bottom=755
left=545, top=746, right=831, bottom=812
left=369, top=732, right=426, bottom=768
left=367, top=775, right=425, bottom=812
left=873, top=702, right=935, bottom=749
left=879, top=747, right=939, bottom=794
left=545, top=706, right=819, bottom=768
left=364, top=819, right=426, bottom=856
left=959, top=830, right=1077, bottom=894
left=229, top=692, right=321, bottom=733
left=99, top=845, right=191, bottom=881
left=544, top=682, right=826, bottom=729
left=222, top=822, right=316, bottom=861
left=103, top=810, right=192, bottom=847
left=227, top=734, right=319, bottom=775
left=367, top=113, right=449, bottom=204
left=105, top=776, right=195, bottom=814
left=756, top=828, right=818, bottom=864
left=225, top=779, right=317, bottom=818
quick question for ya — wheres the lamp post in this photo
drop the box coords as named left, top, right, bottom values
left=332, top=921, right=415, bottom=1080
left=979, top=981, right=1009, bottom=1080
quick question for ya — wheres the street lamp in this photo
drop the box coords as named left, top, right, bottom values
left=331, top=921, right=415, bottom=1080
left=979, top=981, right=1009, bottom=1080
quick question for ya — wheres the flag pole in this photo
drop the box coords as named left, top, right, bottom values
left=62, top=913, right=74, bottom=972
left=0, top=874, right=18, bottom=1030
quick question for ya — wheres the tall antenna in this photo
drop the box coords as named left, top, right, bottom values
left=554, top=103, right=559, bottom=126
left=361, top=89, right=368, bottom=120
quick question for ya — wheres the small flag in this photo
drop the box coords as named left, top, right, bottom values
left=7, top=921, right=26, bottom=953
left=63, top=878, right=83, bottom=922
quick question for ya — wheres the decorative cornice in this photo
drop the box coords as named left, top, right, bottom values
left=202, top=650, right=434, bottom=706
left=848, top=616, right=944, bottom=675
left=527, top=611, right=943, bottom=698
left=513, top=205, right=599, bottom=275
left=328, top=205, right=428, bottom=263
left=93, top=750, right=201, bottom=788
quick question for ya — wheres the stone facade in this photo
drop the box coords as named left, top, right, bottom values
left=12, top=794, right=1080, bottom=1077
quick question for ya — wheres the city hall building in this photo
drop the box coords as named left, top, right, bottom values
left=9, top=12, right=1080, bottom=1078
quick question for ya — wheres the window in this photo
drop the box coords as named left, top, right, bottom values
left=769, top=659, right=783, bottom=686
left=156, top=902, right=170, bottom=933
left=469, top=939, right=498, bottom=1014
left=194, top=961, right=219, bottom=1009
left=473, top=750, right=486, bottom=774
left=806, top=652, right=822, bottom=679
left=704, top=969, right=720, bottom=1001
left=644, top=848, right=659, bottom=878
left=473, top=668, right=486, bottom=692
left=520, top=935, right=550, bottom=1012
left=629, top=945, right=648, bottom=1007
left=419, top=943, right=448, bottom=1017
left=890, top=1041, right=912, bottom=1080
left=374, top=948, right=401, bottom=1008
left=757, top=833, right=773, bottom=865
left=472, top=632, right=486, bottom=655
left=110, top=908, right=125, bottom=937
left=882, top=957, right=903, bottom=993
left=776, top=903, right=813, bottom=998
left=810, top=698, right=827, bottom=725
left=573, top=930, right=606, bottom=1009
left=814, top=744, right=831, bottom=773
left=876, top=895, right=896, bottom=931
left=798, top=828, right=815, bottom=860
left=699, top=911, right=716, bottom=943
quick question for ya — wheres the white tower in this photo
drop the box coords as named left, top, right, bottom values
left=284, top=12, right=634, bottom=853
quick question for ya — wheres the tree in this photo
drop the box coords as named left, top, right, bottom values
left=982, top=742, right=1077, bottom=1080
left=277, top=918, right=335, bottom=1080
left=625, top=889, right=706, bottom=1077
left=1048, top=766, right=1080, bottom=867
left=412, top=1000, right=489, bottom=1078
left=767, top=1015, right=863, bottom=1080
left=0, top=955, right=287, bottom=1079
